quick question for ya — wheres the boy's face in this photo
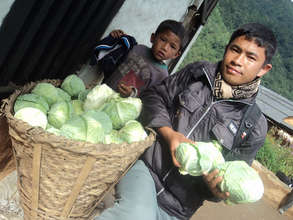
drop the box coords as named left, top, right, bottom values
left=150, top=30, right=181, bottom=62
left=221, top=35, right=272, bottom=86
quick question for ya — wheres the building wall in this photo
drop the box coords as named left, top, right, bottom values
left=78, top=0, right=195, bottom=84
left=103, top=0, right=194, bottom=47
left=0, top=0, right=14, bottom=25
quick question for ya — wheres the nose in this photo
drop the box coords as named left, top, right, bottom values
left=231, top=53, right=244, bottom=66
left=161, top=42, right=169, bottom=51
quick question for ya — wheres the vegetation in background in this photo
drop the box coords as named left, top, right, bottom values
left=181, top=0, right=293, bottom=101
left=256, top=131, right=293, bottom=177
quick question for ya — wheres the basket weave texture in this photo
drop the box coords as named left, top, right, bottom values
left=3, top=80, right=155, bottom=220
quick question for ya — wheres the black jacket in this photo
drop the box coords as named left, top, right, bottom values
left=140, top=61, right=267, bottom=219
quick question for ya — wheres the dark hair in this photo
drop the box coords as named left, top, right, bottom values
left=228, top=23, right=277, bottom=65
left=155, top=19, right=187, bottom=49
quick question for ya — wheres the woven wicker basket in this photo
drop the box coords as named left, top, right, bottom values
left=3, top=80, right=155, bottom=220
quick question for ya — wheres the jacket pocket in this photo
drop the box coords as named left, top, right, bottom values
left=178, top=92, right=201, bottom=113
left=211, top=122, right=234, bottom=150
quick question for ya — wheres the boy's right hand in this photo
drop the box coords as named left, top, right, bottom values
left=110, top=29, right=126, bottom=38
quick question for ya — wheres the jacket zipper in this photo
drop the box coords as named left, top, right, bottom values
left=186, top=66, right=252, bottom=138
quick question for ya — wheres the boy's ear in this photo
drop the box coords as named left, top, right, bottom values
left=150, top=33, right=155, bottom=44
left=257, top=63, right=272, bottom=78
left=173, top=50, right=181, bottom=59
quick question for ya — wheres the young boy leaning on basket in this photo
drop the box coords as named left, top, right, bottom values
left=102, top=19, right=187, bottom=97
left=94, top=23, right=277, bottom=220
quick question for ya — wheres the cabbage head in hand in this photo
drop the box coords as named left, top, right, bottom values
left=175, top=142, right=225, bottom=176
left=216, top=161, right=264, bottom=204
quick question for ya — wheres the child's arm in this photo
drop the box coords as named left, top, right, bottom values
left=110, top=29, right=126, bottom=38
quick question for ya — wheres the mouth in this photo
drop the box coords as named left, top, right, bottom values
left=156, top=51, right=165, bottom=59
left=226, top=65, right=241, bottom=75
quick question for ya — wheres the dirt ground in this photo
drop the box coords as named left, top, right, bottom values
left=192, top=199, right=292, bottom=220
left=191, top=160, right=293, bottom=220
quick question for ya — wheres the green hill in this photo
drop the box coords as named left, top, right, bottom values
left=181, top=0, right=293, bottom=101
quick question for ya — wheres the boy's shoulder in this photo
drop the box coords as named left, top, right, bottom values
left=130, top=44, right=150, bottom=55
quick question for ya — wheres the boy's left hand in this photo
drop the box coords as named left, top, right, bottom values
left=203, top=169, right=230, bottom=200
left=117, top=82, right=132, bottom=97
left=110, top=29, right=126, bottom=38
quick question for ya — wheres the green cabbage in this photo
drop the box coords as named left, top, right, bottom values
left=120, top=97, right=142, bottom=118
left=56, top=88, right=71, bottom=102
left=82, top=110, right=112, bottom=134
left=46, top=126, right=62, bottom=136
left=59, top=111, right=107, bottom=144
left=31, top=83, right=60, bottom=105
left=48, top=101, right=73, bottom=129
left=14, top=107, right=48, bottom=129
left=61, top=74, right=86, bottom=97
left=175, top=141, right=225, bottom=176
left=60, top=115, right=87, bottom=141
left=83, top=84, right=117, bottom=111
left=71, top=99, right=84, bottom=115
left=81, top=113, right=105, bottom=143
left=119, top=120, right=147, bottom=143
left=103, top=130, right=124, bottom=144
left=216, top=161, right=264, bottom=204
left=101, top=99, right=138, bottom=129
left=14, top=93, right=49, bottom=114
left=78, top=89, right=90, bottom=101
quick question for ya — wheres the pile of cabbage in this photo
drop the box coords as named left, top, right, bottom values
left=175, top=142, right=264, bottom=204
left=13, top=74, right=147, bottom=144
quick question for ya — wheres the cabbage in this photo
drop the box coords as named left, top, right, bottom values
left=14, top=107, right=48, bottom=129
left=60, top=115, right=87, bottom=141
left=83, top=110, right=112, bottom=134
left=61, top=74, right=86, bottom=97
left=196, top=141, right=225, bottom=168
left=31, top=83, right=60, bottom=106
left=175, top=143, right=203, bottom=176
left=175, top=142, right=225, bottom=176
left=71, top=99, right=84, bottom=115
left=59, top=112, right=107, bottom=143
left=104, top=130, right=124, bottom=144
left=46, top=126, right=62, bottom=136
left=83, top=84, right=117, bottom=111
left=119, top=120, right=147, bottom=143
left=216, top=161, right=264, bottom=204
left=212, top=140, right=223, bottom=152
left=14, top=93, right=49, bottom=114
left=120, top=97, right=142, bottom=118
left=78, top=89, right=90, bottom=101
left=81, top=113, right=105, bottom=143
left=48, top=101, right=73, bottom=129
left=101, top=99, right=138, bottom=129
left=56, top=88, right=71, bottom=102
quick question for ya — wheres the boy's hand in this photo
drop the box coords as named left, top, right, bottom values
left=203, top=169, right=230, bottom=200
left=117, top=82, right=132, bottom=97
left=110, top=29, right=126, bottom=38
left=157, top=127, right=195, bottom=167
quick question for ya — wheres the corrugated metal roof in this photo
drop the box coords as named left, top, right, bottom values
left=256, top=86, right=293, bottom=131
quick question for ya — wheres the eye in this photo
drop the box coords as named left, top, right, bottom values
left=248, top=56, right=256, bottom=61
left=231, top=47, right=239, bottom=53
left=160, top=36, right=166, bottom=42
left=171, top=44, right=177, bottom=50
